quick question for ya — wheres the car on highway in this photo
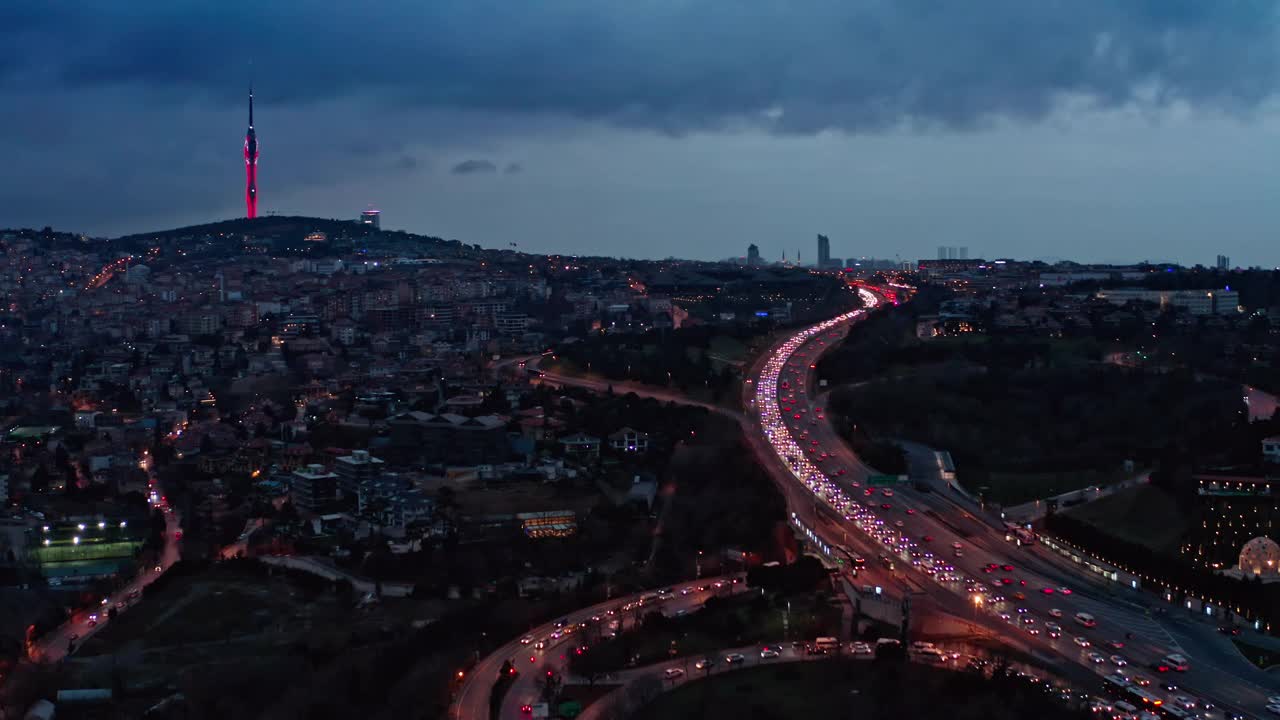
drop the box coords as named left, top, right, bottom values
left=851, top=642, right=873, bottom=657
left=520, top=635, right=534, bottom=645
left=664, top=667, right=685, bottom=679
left=760, top=646, right=780, bottom=659
left=694, top=658, right=715, bottom=670
left=1048, top=608, right=1063, bottom=618
left=1087, top=652, right=1106, bottom=664
left=1162, top=653, right=1189, bottom=671
left=1045, top=622, right=1061, bottom=638
left=725, top=652, right=746, bottom=665
left=1109, top=655, right=1127, bottom=667
left=1074, top=636, right=1091, bottom=648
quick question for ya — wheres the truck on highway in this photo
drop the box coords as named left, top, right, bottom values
left=812, top=637, right=840, bottom=654
left=935, top=451, right=956, bottom=482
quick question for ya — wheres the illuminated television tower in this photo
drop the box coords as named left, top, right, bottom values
left=244, top=88, right=259, bottom=218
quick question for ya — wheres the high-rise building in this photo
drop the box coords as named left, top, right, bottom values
left=291, top=464, right=339, bottom=512
left=746, top=244, right=761, bottom=266
left=959, top=246, right=969, bottom=260
left=360, top=208, right=382, bottom=229
left=1216, top=255, right=1230, bottom=270
left=817, top=234, right=831, bottom=268
left=334, top=450, right=384, bottom=500
left=244, top=88, right=259, bottom=219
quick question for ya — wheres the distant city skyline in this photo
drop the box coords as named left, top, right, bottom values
left=3, top=4, right=1280, bottom=267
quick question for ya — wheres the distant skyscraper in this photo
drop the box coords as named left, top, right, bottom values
left=747, top=243, right=761, bottom=266
left=959, top=246, right=969, bottom=260
left=360, top=207, right=382, bottom=229
left=938, top=246, right=948, bottom=260
left=244, top=88, right=259, bottom=219
left=817, top=234, right=831, bottom=268
left=1216, top=254, right=1230, bottom=270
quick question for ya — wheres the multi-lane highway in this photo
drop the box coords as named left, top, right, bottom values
left=483, top=287, right=1280, bottom=718
left=747, top=286, right=1280, bottom=718
left=452, top=578, right=747, bottom=720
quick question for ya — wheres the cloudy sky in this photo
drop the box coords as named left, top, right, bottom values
left=4, top=2, right=1280, bottom=266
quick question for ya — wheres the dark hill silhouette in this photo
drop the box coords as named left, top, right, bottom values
left=117, top=215, right=380, bottom=242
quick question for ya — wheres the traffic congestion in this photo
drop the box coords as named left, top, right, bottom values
left=751, top=286, right=1276, bottom=720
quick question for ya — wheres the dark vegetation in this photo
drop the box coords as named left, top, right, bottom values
left=637, top=657, right=1091, bottom=720
left=828, top=366, right=1245, bottom=505
left=1232, top=637, right=1280, bottom=670
left=570, top=559, right=837, bottom=679
left=69, top=558, right=662, bottom=720
left=545, top=327, right=745, bottom=402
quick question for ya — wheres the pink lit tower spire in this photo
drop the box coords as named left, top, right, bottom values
left=244, top=87, right=259, bottom=218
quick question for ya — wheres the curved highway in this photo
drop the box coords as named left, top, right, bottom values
left=484, top=288, right=1279, bottom=719
left=747, top=286, right=1280, bottom=719
left=452, top=578, right=747, bottom=720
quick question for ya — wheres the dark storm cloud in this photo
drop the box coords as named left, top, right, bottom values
left=1, top=1, right=1278, bottom=134
left=451, top=160, right=498, bottom=175
left=2, top=2, right=1280, bottom=244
